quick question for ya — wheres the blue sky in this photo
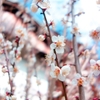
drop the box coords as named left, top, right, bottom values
left=8, top=0, right=100, bottom=58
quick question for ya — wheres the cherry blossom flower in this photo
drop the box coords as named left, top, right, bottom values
left=50, top=35, right=65, bottom=54
left=49, top=21, right=55, bottom=29
left=2, top=67, right=8, bottom=73
left=38, top=34, right=45, bottom=41
left=90, top=59, right=100, bottom=76
left=96, top=0, right=100, bottom=4
left=15, top=26, right=27, bottom=40
left=71, top=24, right=80, bottom=35
left=31, top=3, right=38, bottom=12
left=79, top=49, right=90, bottom=59
left=3, top=40, right=12, bottom=50
left=50, top=64, right=70, bottom=81
left=90, top=27, right=100, bottom=41
left=31, top=0, right=50, bottom=13
left=72, top=73, right=87, bottom=86
left=11, top=95, right=16, bottom=100
left=45, top=50, right=56, bottom=66
left=38, top=0, right=50, bottom=9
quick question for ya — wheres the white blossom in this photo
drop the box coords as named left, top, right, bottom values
left=71, top=24, right=80, bottom=35
left=38, top=34, right=45, bottom=41
left=72, top=73, right=87, bottom=86
left=50, top=35, right=65, bottom=54
left=31, top=3, right=38, bottom=12
left=90, top=59, right=100, bottom=76
left=15, top=26, right=27, bottom=40
left=50, top=64, right=70, bottom=81
left=45, top=50, right=56, bottom=66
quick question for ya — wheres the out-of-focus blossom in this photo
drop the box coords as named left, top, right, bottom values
left=79, top=49, right=90, bottom=58
left=9, top=47, right=22, bottom=63
left=31, top=0, right=50, bottom=13
left=96, top=0, right=100, bottom=4
left=90, top=59, right=100, bottom=76
left=38, top=0, right=50, bottom=9
left=15, top=26, right=27, bottom=40
left=13, top=67, right=19, bottom=73
left=31, top=3, right=38, bottom=12
left=38, top=34, right=45, bottom=41
left=11, top=95, right=16, bottom=100
left=50, top=64, right=70, bottom=81
left=87, top=72, right=95, bottom=84
left=50, top=35, right=65, bottom=54
left=53, top=90, right=62, bottom=98
left=0, top=33, right=4, bottom=44
left=49, top=20, right=55, bottom=29
left=90, top=27, right=100, bottom=41
left=72, top=73, right=87, bottom=86
left=36, top=79, right=41, bottom=86
left=45, top=50, right=56, bottom=66
left=4, top=40, right=12, bottom=50
left=2, top=67, right=8, bottom=73
left=71, top=24, right=80, bottom=35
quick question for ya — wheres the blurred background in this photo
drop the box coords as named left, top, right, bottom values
left=0, top=0, right=100, bottom=100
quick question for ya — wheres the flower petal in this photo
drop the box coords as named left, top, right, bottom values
left=52, top=36, right=58, bottom=42
left=51, top=63, right=56, bottom=70
left=60, top=65, right=70, bottom=76
left=93, top=70, right=100, bottom=76
left=74, top=73, right=81, bottom=79
left=56, top=47, right=64, bottom=54
left=97, top=60, right=100, bottom=65
left=58, top=35, right=65, bottom=42
left=50, top=43, right=56, bottom=49
left=90, top=59, right=96, bottom=65
left=50, top=71, right=56, bottom=78
left=72, top=79, right=77, bottom=85
left=58, top=74, right=66, bottom=82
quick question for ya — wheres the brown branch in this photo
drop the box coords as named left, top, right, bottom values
left=3, top=44, right=13, bottom=96
left=41, top=8, right=68, bottom=100
left=71, top=1, right=85, bottom=100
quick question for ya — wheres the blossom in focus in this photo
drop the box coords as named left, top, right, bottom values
left=90, top=59, right=100, bottom=76
left=72, top=73, right=87, bottom=86
left=50, top=35, right=65, bottom=54
left=90, top=27, right=100, bottom=41
left=50, top=64, right=71, bottom=81
left=45, top=50, right=56, bottom=66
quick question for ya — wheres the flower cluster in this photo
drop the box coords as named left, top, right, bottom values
left=50, top=64, right=71, bottom=81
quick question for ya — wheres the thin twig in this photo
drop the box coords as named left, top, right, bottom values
left=40, top=7, right=68, bottom=100
left=3, top=43, right=12, bottom=95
